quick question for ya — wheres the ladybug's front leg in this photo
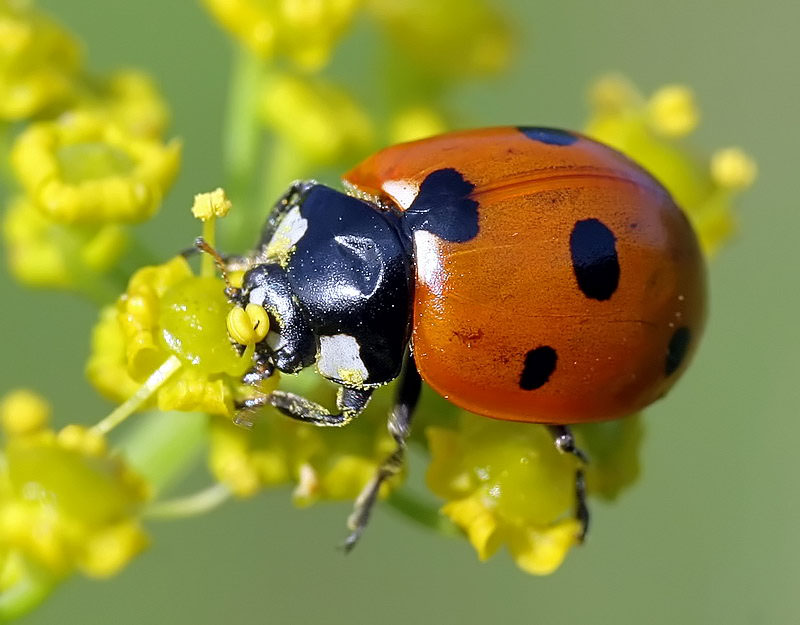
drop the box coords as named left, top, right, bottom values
left=237, top=386, right=373, bottom=428
left=547, top=425, right=590, bottom=542
left=343, top=351, right=422, bottom=552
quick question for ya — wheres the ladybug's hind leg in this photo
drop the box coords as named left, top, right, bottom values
left=343, top=350, right=422, bottom=552
left=547, top=425, right=590, bottom=542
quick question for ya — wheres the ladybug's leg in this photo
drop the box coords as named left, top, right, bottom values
left=343, top=351, right=422, bottom=552
left=236, top=386, right=373, bottom=428
left=547, top=425, right=590, bottom=542
left=254, top=180, right=317, bottom=253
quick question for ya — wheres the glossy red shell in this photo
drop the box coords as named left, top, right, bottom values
left=344, top=127, right=706, bottom=424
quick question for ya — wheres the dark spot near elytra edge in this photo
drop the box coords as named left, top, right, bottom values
left=665, top=326, right=691, bottom=376
left=570, top=218, right=620, bottom=301
left=404, top=168, right=479, bottom=242
left=519, top=346, right=557, bottom=391
left=517, top=126, right=578, bottom=146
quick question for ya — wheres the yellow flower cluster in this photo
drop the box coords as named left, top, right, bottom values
left=202, top=0, right=361, bottom=71
left=11, top=111, right=180, bottom=224
left=204, top=0, right=512, bottom=190
left=0, top=0, right=81, bottom=120
left=0, top=1, right=180, bottom=294
left=87, top=255, right=265, bottom=417
left=0, top=390, right=149, bottom=596
left=584, top=74, right=757, bottom=256
left=427, top=415, right=581, bottom=575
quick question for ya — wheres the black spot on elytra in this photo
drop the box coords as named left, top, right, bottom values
left=404, top=168, right=479, bottom=242
left=570, top=219, right=620, bottom=301
left=517, top=126, right=578, bottom=146
left=665, top=326, right=691, bottom=376
left=519, top=346, right=557, bottom=390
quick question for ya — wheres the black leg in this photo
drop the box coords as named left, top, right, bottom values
left=256, top=180, right=317, bottom=251
left=241, top=351, right=276, bottom=385
left=547, top=425, right=590, bottom=542
left=343, top=351, right=422, bottom=552
left=235, top=385, right=373, bottom=429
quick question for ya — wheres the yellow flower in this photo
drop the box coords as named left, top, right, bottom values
left=2, top=194, right=127, bottom=291
left=209, top=376, right=399, bottom=504
left=0, top=0, right=82, bottom=120
left=87, top=255, right=268, bottom=417
left=260, top=72, right=374, bottom=165
left=202, top=0, right=361, bottom=71
left=83, top=69, right=170, bottom=139
left=0, top=391, right=149, bottom=586
left=367, top=0, right=512, bottom=78
left=11, top=110, right=181, bottom=225
left=584, top=74, right=756, bottom=256
left=426, top=414, right=581, bottom=575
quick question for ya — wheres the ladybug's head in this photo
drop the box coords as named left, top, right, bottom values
left=229, top=262, right=317, bottom=375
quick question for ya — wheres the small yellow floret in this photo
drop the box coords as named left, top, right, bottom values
left=0, top=389, right=50, bottom=436
left=192, top=188, right=232, bottom=221
left=388, top=106, right=447, bottom=144
left=79, top=520, right=149, bottom=578
left=0, top=0, right=82, bottom=120
left=647, top=85, right=699, bottom=137
left=57, top=424, right=108, bottom=456
left=227, top=304, right=270, bottom=345
left=711, top=147, right=758, bottom=189
left=589, top=74, right=642, bottom=114
left=202, top=0, right=360, bottom=70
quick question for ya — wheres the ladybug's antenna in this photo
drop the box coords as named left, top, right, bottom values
left=194, top=236, right=240, bottom=300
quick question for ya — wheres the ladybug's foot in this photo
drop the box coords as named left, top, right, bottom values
left=547, top=425, right=590, bottom=542
left=547, top=425, right=589, bottom=463
left=343, top=351, right=422, bottom=553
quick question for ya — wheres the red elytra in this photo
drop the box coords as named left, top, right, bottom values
left=343, top=126, right=706, bottom=424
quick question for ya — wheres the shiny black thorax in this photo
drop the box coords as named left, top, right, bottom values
left=240, top=184, right=414, bottom=388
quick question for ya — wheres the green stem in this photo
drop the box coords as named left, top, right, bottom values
left=221, top=46, right=264, bottom=249
left=144, top=482, right=232, bottom=519
left=91, top=356, right=182, bottom=436
left=116, top=410, right=208, bottom=495
left=386, top=489, right=463, bottom=538
left=260, top=137, right=312, bottom=213
left=0, top=558, right=56, bottom=621
left=0, top=121, right=13, bottom=195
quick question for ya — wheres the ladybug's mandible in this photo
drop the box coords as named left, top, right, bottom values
left=203, top=126, right=707, bottom=549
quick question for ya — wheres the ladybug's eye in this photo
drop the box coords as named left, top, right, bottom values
left=226, top=303, right=270, bottom=346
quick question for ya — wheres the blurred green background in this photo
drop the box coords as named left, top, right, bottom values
left=3, top=0, right=798, bottom=623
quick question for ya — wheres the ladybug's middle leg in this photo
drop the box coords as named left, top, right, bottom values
left=343, top=350, right=422, bottom=552
left=547, top=425, right=590, bottom=542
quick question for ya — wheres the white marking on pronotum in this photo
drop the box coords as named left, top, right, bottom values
left=265, top=206, right=308, bottom=262
left=248, top=286, right=267, bottom=306
left=382, top=179, right=419, bottom=210
left=317, top=334, right=369, bottom=381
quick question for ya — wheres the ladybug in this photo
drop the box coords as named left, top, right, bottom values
left=204, top=126, right=706, bottom=549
